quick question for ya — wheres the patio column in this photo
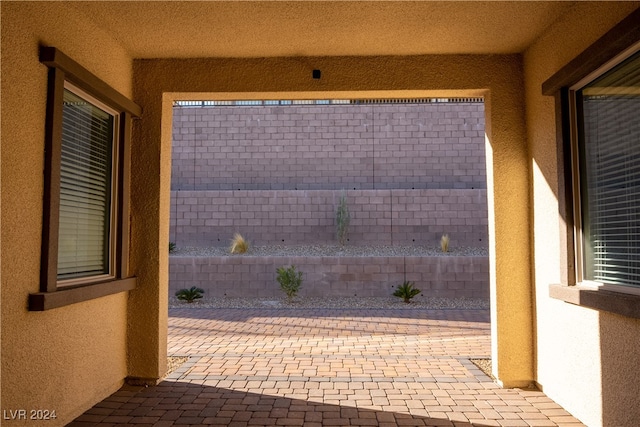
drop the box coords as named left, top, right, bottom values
left=485, top=84, right=535, bottom=388
left=126, top=85, right=170, bottom=383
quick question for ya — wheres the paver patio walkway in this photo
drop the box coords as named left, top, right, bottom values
left=69, top=307, right=584, bottom=426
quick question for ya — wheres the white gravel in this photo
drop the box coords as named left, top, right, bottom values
left=169, top=295, right=489, bottom=310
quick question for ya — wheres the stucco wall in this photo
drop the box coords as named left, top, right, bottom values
left=1, top=3, right=134, bottom=425
left=523, top=2, right=640, bottom=426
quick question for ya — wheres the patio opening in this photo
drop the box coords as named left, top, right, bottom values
left=168, top=97, right=489, bottom=304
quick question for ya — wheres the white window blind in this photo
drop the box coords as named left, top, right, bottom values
left=580, top=51, right=640, bottom=288
left=57, top=88, right=115, bottom=281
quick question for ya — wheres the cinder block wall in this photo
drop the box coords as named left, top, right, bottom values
left=170, top=189, right=488, bottom=248
left=169, top=255, right=489, bottom=299
left=170, top=101, right=488, bottom=248
left=172, top=102, right=486, bottom=191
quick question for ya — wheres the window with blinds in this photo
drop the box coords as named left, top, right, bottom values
left=577, top=51, right=640, bottom=289
left=31, top=46, right=140, bottom=310
left=57, top=86, right=117, bottom=283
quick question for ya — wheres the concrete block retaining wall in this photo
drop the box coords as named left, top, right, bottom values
left=169, top=255, right=489, bottom=299
left=170, top=101, right=489, bottom=300
left=170, top=188, right=488, bottom=248
left=172, top=102, right=486, bottom=191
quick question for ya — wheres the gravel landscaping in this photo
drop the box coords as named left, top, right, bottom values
left=169, top=295, right=489, bottom=310
left=164, top=356, right=189, bottom=378
left=470, top=358, right=495, bottom=380
left=171, top=244, right=488, bottom=258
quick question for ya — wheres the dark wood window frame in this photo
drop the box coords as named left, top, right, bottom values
left=543, top=8, right=640, bottom=319
left=29, top=47, right=141, bottom=311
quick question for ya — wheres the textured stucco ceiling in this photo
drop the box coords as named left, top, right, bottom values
left=71, top=1, right=577, bottom=58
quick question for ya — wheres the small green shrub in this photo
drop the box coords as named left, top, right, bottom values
left=169, top=242, right=176, bottom=253
left=336, top=192, right=351, bottom=246
left=393, top=281, right=421, bottom=303
left=277, top=265, right=303, bottom=302
left=175, top=286, right=205, bottom=303
left=440, top=234, right=450, bottom=253
left=229, top=233, right=249, bottom=254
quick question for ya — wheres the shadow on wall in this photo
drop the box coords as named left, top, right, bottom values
left=68, top=381, right=497, bottom=426
left=600, top=311, right=640, bottom=426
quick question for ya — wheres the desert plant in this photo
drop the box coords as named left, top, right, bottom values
left=175, top=286, right=205, bottom=303
left=229, top=233, right=249, bottom=254
left=393, top=281, right=421, bottom=303
left=169, top=241, right=176, bottom=253
left=336, top=191, right=351, bottom=246
left=440, top=234, right=450, bottom=253
left=277, top=265, right=303, bottom=302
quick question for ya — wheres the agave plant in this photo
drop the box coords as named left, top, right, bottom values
left=175, top=286, right=205, bottom=303
left=393, top=281, right=421, bottom=303
left=229, top=233, right=249, bottom=254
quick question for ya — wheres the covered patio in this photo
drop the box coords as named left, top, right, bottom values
left=3, top=3, right=639, bottom=426
left=69, top=305, right=582, bottom=426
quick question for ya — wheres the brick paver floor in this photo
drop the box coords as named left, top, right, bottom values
left=69, top=307, right=584, bottom=426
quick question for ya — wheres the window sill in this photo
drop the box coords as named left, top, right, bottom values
left=549, top=284, right=640, bottom=319
left=29, top=277, right=136, bottom=311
